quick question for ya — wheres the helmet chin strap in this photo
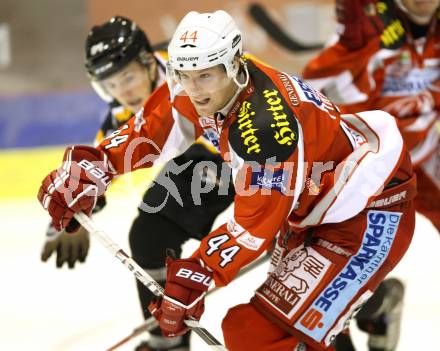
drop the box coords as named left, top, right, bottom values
left=394, top=0, right=435, bottom=24
left=217, top=60, right=249, bottom=114
left=233, top=58, right=250, bottom=90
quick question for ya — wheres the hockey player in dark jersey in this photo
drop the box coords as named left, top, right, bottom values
left=40, top=16, right=234, bottom=351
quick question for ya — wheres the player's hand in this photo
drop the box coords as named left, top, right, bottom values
left=37, top=145, right=113, bottom=233
left=41, top=223, right=90, bottom=268
left=336, top=0, right=384, bottom=50
left=148, top=256, right=212, bottom=337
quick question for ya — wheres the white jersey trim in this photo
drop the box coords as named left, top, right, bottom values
left=306, top=70, right=368, bottom=105
left=410, top=122, right=439, bottom=165
left=289, top=118, right=304, bottom=214
left=152, top=107, right=196, bottom=165
left=294, top=111, right=403, bottom=227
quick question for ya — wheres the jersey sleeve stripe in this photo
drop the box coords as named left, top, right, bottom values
left=292, top=111, right=403, bottom=228
left=152, top=107, right=197, bottom=165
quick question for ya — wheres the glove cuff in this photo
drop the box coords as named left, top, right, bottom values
left=167, top=258, right=213, bottom=292
left=62, top=145, right=114, bottom=195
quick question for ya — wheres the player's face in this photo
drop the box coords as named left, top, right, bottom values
left=100, top=60, right=153, bottom=113
left=177, top=65, right=238, bottom=116
left=401, top=0, right=439, bottom=24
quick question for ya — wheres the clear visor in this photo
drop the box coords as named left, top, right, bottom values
left=166, top=62, right=233, bottom=99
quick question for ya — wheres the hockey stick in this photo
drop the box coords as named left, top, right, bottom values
left=248, top=3, right=324, bottom=52
left=74, top=212, right=227, bottom=351
left=106, top=252, right=271, bottom=351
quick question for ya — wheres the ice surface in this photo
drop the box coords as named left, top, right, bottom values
left=0, top=196, right=438, bottom=351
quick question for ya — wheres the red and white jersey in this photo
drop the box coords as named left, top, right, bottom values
left=97, top=57, right=412, bottom=287
left=303, top=1, right=440, bottom=167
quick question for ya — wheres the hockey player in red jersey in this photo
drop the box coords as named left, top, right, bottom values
left=39, top=16, right=234, bottom=351
left=38, top=10, right=416, bottom=351
left=303, top=2, right=440, bottom=350
left=303, top=0, right=440, bottom=234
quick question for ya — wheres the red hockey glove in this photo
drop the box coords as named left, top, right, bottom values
left=148, top=257, right=213, bottom=337
left=336, top=0, right=384, bottom=50
left=37, top=145, right=114, bottom=233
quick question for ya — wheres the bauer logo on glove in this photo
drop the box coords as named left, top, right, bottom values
left=148, top=256, right=213, bottom=337
left=37, top=145, right=115, bottom=232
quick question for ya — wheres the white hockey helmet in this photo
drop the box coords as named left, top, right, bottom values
left=167, top=10, right=243, bottom=78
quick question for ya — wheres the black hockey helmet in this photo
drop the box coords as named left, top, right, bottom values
left=85, top=16, right=153, bottom=80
